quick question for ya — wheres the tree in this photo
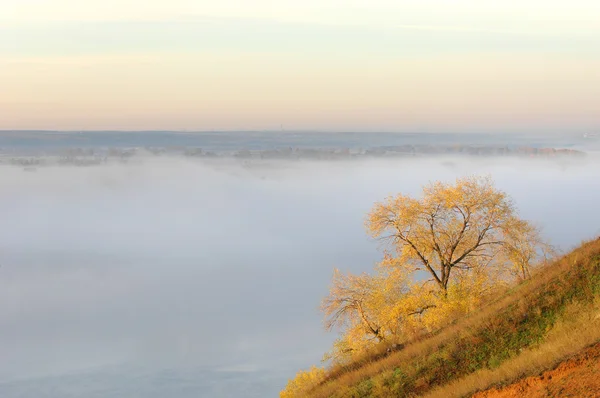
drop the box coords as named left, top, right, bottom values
left=283, top=175, right=555, bottom=396
left=320, top=267, right=416, bottom=365
left=366, top=176, right=546, bottom=296
left=321, top=267, right=413, bottom=355
left=502, top=219, right=555, bottom=281
left=321, top=269, right=388, bottom=343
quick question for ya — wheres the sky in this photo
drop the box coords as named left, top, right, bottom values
left=1, top=0, right=599, bottom=132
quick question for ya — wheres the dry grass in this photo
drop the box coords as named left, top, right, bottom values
left=305, top=238, right=600, bottom=398
left=424, top=298, right=600, bottom=398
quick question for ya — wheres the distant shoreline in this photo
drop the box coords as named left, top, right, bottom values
left=0, top=145, right=588, bottom=170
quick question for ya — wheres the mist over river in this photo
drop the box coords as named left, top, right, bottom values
left=1, top=155, right=599, bottom=397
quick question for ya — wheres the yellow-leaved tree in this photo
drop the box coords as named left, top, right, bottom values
left=320, top=267, right=410, bottom=364
left=362, top=176, right=551, bottom=329
left=367, top=176, right=548, bottom=290
left=281, top=175, right=553, bottom=397
left=323, top=176, right=552, bottom=356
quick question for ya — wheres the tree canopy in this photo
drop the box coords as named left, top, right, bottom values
left=282, top=176, right=554, bottom=396
left=323, top=176, right=552, bottom=363
left=367, top=176, right=549, bottom=292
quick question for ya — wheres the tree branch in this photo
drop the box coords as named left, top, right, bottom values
left=407, top=305, right=437, bottom=316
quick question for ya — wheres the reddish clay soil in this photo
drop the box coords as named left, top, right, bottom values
left=472, top=342, right=600, bottom=398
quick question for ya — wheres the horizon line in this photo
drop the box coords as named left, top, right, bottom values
left=0, top=130, right=575, bottom=136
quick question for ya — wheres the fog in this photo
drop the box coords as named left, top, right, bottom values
left=1, top=156, right=599, bottom=397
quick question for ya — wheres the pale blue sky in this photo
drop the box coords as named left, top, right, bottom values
left=1, top=0, right=599, bottom=131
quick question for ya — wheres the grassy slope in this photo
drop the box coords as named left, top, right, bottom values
left=470, top=342, right=600, bottom=397
left=307, top=237, right=600, bottom=398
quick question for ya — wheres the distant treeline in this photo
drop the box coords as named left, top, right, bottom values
left=0, top=144, right=586, bottom=167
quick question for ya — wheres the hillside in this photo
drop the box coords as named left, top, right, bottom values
left=473, top=342, right=600, bottom=397
left=291, top=237, right=600, bottom=397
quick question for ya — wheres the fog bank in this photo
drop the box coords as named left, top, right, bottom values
left=0, top=155, right=599, bottom=396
